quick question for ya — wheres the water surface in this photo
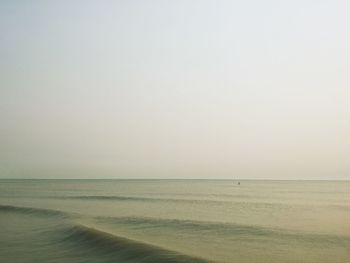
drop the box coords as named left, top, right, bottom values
left=1, top=179, right=349, bottom=262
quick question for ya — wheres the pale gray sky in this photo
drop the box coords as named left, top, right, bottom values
left=1, top=0, right=350, bottom=179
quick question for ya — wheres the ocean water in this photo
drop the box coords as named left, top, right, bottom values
left=0, top=179, right=349, bottom=263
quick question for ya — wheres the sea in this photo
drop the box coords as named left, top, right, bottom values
left=0, top=179, right=349, bottom=263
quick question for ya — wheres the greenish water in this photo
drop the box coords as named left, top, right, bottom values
left=0, top=179, right=349, bottom=262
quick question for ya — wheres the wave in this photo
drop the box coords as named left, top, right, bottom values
left=69, top=195, right=155, bottom=201
left=97, top=216, right=279, bottom=236
left=95, top=216, right=350, bottom=245
left=0, top=204, right=71, bottom=218
left=63, top=224, right=215, bottom=263
left=59, top=195, right=301, bottom=210
left=2, top=204, right=348, bottom=248
left=64, top=195, right=251, bottom=205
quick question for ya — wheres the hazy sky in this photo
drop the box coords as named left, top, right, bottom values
left=1, top=0, right=350, bottom=179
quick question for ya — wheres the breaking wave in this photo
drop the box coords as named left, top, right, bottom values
left=63, top=224, right=215, bottom=263
left=96, top=216, right=350, bottom=246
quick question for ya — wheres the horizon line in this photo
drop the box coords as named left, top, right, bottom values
left=0, top=178, right=349, bottom=181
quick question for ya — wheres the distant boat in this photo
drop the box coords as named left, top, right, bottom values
left=238, top=181, right=240, bottom=185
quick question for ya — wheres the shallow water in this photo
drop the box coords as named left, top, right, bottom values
left=0, top=179, right=349, bottom=262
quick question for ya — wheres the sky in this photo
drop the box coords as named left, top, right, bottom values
left=1, top=0, right=350, bottom=179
